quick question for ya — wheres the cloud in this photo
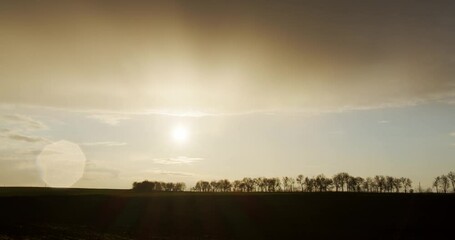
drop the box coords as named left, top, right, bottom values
left=80, top=141, right=127, bottom=147
left=378, top=120, right=390, bottom=124
left=87, top=114, right=130, bottom=126
left=1, top=1, right=454, bottom=114
left=7, top=133, right=50, bottom=143
left=0, top=149, right=42, bottom=162
left=145, top=169, right=196, bottom=177
left=0, top=114, right=47, bottom=130
left=153, top=156, right=203, bottom=165
left=0, top=114, right=49, bottom=143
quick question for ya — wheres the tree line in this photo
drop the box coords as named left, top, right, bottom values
left=131, top=171, right=455, bottom=193
left=191, top=173, right=414, bottom=193
left=132, top=180, right=186, bottom=192
left=433, top=172, right=455, bottom=193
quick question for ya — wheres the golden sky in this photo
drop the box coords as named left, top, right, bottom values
left=1, top=1, right=455, bottom=189
left=1, top=0, right=454, bottom=114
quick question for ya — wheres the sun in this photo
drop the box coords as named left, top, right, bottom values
left=171, top=125, right=189, bottom=143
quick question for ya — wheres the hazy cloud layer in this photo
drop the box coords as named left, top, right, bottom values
left=1, top=1, right=455, bottom=114
left=7, top=133, right=49, bottom=143
left=0, top=114, right=47, bottom=130
left=81, top=141, right=127, bottom=147
left=0, top=114, right=49, bottom=146
left=153, top=156, right=203, bottom=165
left=87, top=114, right=131, bottom=126
left=0, top=113, right=49, bottom=185
left=145, top=169, right=196, bottom=177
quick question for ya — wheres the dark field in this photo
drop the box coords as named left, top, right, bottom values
left=0, top=188, right=453, bottom=239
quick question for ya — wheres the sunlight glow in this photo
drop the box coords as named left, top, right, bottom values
left=171, top=125, right=189, bottom=143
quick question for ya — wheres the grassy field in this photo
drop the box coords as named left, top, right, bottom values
left=0, top=187, right=453, bottom=239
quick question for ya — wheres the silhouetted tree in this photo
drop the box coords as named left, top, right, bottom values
left=392, top=178, right=402, bottom=193
left=355, top=177, right=364, bottom=192
left=447, top=172, right=455, bottom=192
left=433, top=176, right=441, bottom=193
left=440, top=175, right=450, bottom=193
left=296, top=174, right=305, bottom=191
left=220, top=179, right=232, bottom=192
left=363, top=177, right=373, bottom=192
left=402, top=178, right=412, bottom=193
left=374, top=175, right=385, bottom=192
left=314, top=174, right=332, bottom=192
left=332, top=173, right=343, bottom=192
left=190, top=173, right=422, bottom=194
left=304, top=177, right=314, bottom=192
left=282, top=176, right=296, bottom=192
left=338, top=172, right=350, bottom=191
left=133, top=180, right=185, bottom=192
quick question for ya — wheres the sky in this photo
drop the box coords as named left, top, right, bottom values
left=1, top=0, right=455, bottom=189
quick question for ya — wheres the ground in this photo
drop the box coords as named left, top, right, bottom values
left=0, top=188, right=453, bottom=239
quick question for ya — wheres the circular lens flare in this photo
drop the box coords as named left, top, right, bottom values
left=36, top=140, right=86, bottom=188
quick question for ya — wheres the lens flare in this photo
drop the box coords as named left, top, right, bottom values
left=36, top=140, right=86, bottom=188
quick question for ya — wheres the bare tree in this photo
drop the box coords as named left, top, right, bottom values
left=363, top=177, right=373, bottom=192
left=332, top=173, right=343, bottom=192
left=304, top=177, right=314, bottom=192
left=289, top=177, right=296, bottom=192
left=447, top=172, right=455, bottom=192
left=133, top=180, right=186, bottom=192
left=373, top=176, right=382, bottom=192
left=433, top=176, right=441, bottom=193
left=385, top=176, right=395, bottom=193
left=402, top=178, right=412, bottom=193
left=340, top=172, right=350, bottom=191
left=440, top=175, right=450, bottom=193
left=347, top=176, right=360, bottom=192
left=296, top=174, right=305, bottom=192
left=355, top=177, right=364, bottom=192
left=282, top=177, right=290, bottom=192
left=314, top=174, right=332, bottom=192
left=392, top=178, right=402, bottom=193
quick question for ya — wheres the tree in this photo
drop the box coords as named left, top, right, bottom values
left=314, top=174, right=332, bottom=192
left=175, top=182, right=186, bottom=191
left=332, top=173, right=343, bottom=192
left=289, top=177, right=296, bottom=192
left=282, top=177, right=290, bottom=192
left=355, top=177, right=364, bottom=192
left=304, top=177, right=314, bottom=192
left=402, top=178, right=412, bottom=193
left=373, top=175, right=386, bottom=193
left=385, top=176, right=395, bottom=193
left=296, top=175, right=305, bottom=192
left=220, top=179, right=232, bottom=192
left=440, top=175, right=450, bottom=193
left=242, top=177, right=256, bottom=192
left=133, top=180, right=185, bottom=192
left=392, top=178, right=402, bottom=193
left=447, top=172, right=455, bottom=192
left=433, top=176, right=441, bottom=193
left=363, top=177, right=373, bottom=192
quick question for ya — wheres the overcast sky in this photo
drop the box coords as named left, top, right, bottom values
left=1, top=0, right=455, bottom=189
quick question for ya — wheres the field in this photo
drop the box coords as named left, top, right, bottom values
left=0, top=188, right=453, bottom=239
